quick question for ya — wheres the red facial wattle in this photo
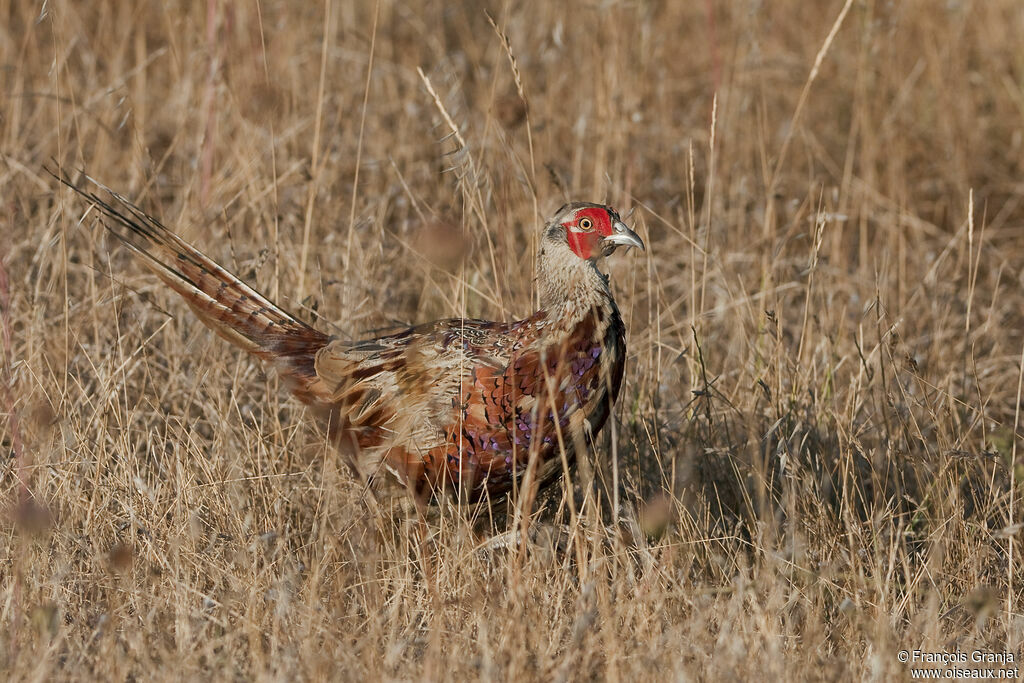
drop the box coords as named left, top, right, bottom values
left=565, top=207, right=614, bottom=259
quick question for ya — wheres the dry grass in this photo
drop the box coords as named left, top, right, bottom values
left=3, top=0, right=1024, bottom=680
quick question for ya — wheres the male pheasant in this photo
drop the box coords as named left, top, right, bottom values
left=57, top=175, right=644, bottom=507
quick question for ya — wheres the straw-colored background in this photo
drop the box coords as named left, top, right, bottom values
left=3, top=1, right=1024, bottom=679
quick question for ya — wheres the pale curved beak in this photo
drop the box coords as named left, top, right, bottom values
left=604, top=220, right=645, bottom=251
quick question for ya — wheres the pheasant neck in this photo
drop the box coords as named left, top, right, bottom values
left=537, top=246, right=615, bottom=326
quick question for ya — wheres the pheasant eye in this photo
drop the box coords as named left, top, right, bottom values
left=579, top=218, right=593, bottom=230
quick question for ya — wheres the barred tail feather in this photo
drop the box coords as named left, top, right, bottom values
left=53, top=170, right=330, bottom=403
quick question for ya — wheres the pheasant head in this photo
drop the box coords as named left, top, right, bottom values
left=547, top=202, right=644, bottom=260
left=538, top=202, right=644, bottom=310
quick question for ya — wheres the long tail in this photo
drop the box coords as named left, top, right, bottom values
left=52, top=169, right=331, bottom=405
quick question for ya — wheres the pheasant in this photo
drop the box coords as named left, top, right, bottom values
left=56, top=174, right=644, bottom=508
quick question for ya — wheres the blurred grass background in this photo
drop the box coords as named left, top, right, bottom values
left=2, top=0, right=1024, bottom=679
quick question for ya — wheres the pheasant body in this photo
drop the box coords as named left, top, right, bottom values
left=325, top=292, right=626, bottom=503
left=57, top=177, right=643, bottom=506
